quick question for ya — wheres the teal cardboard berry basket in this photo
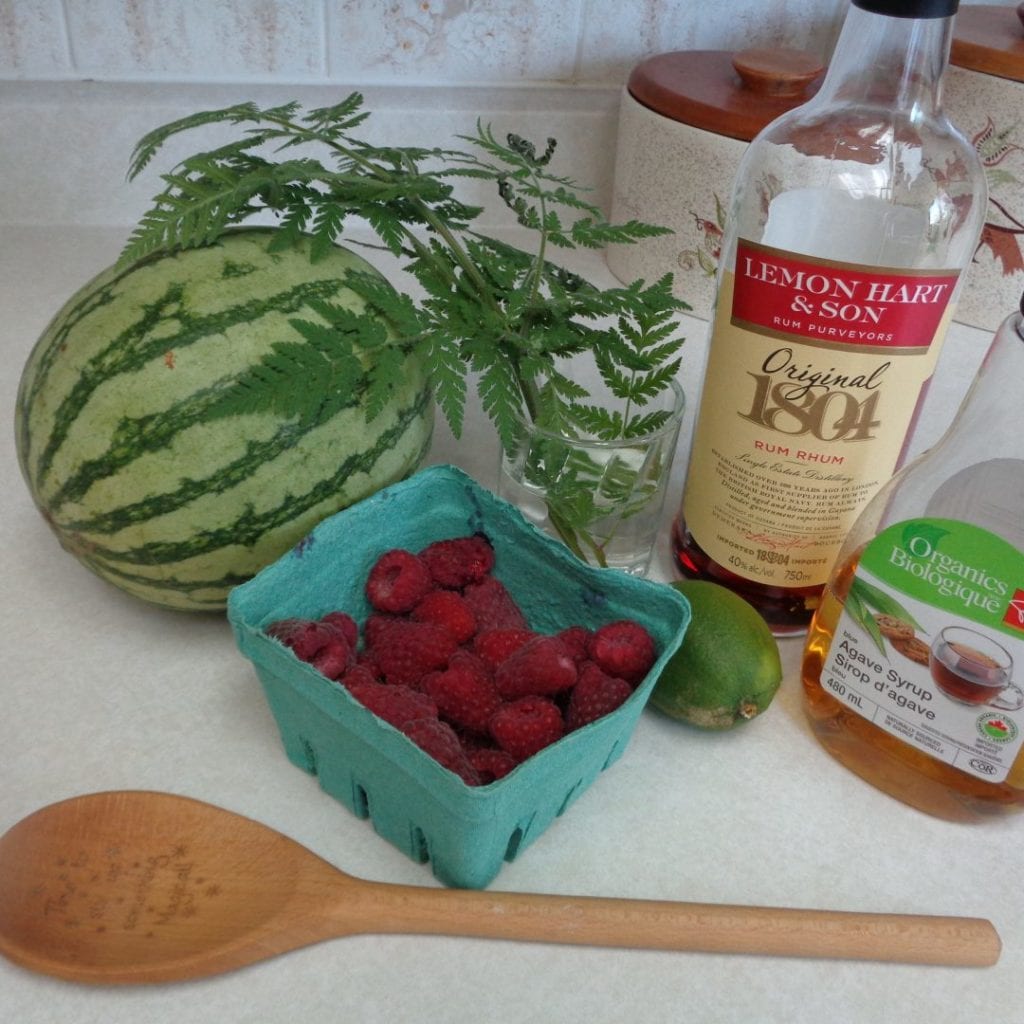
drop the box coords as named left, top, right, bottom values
left=227, top=464, right=690, bottom=889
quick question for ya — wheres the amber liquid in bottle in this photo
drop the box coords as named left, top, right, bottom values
left=671, top=519, right=820, bottom=635
left=801, top=555, right=1024, bottom=821
left=671, top=376, right=935, bottom=636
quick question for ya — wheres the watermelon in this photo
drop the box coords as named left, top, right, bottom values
left=15, top=228, right=434, bottom=611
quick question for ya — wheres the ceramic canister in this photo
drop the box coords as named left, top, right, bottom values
left=606, top=48, right=824, bottom=320
left=945, top=2, right=1024, bottom=330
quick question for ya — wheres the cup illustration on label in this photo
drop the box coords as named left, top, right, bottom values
left=929, top=626, right=1024, bottom=710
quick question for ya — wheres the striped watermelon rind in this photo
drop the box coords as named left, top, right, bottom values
left=15, top=228, right=434, bottom=611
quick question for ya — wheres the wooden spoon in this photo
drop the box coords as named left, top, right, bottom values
left=0, top=791, right=1000, bottom=984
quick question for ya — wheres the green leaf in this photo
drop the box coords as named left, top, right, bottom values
left=361, top=341, right=408, bottom=421
left=568, top=404, right=623, bottom=440
left=360, top=203, right=411, bottom=256
left=476, top=354, right=526, bottom=451
left=303, top=94, right=369, bottom=135
left=424, top=330, right=468, bottom=437
left=621, top=409, right=673, bottom=439
left=846, top=584, right=887, bottom=656
left=126, top=102, right=265, bottom=180
left=205, top=337, right=363, bottom=425
left=119, top=156, right=330, bottom=266
left=309, top=201, right=348, bottom=262
left=267, top=200, right=313, bottom=250
left=900, top=521, right=950, bottom=554
left=851, top=576, right=925, bottom=633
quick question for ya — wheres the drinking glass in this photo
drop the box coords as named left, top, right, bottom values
left=498, top=379, right=684, bottom=576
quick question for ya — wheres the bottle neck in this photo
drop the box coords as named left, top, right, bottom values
left=815, top=4, right=955, bottom=117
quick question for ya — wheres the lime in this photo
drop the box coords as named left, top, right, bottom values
left=650, top=580, right=783, bottom=730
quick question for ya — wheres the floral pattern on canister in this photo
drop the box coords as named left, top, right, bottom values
left=607, top=90, right=748, bottom=320
left=610, top=71, right=1024, bottom=329
left=677, top=194, right=725, bottom=279
left=944, top=65, right=1024, bottom=329
left=972, top=116, right=1024, bottom=278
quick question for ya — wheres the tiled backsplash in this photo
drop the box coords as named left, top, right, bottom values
left=0, top=1, right=1007, bottom=232
left=3, top=0, right=849, bottom=85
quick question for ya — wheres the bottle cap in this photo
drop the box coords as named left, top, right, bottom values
left=852, top=0, right=959, bottom=17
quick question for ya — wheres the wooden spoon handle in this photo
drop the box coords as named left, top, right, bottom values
left=348, top=883, right=1000, bottom=967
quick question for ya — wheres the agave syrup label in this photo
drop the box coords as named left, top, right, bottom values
left=821, top=518, right=1024, bottom=784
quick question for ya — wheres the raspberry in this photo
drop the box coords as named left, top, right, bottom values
left=402, top=718, right=481, bottom=785
left=319, top=610, right=359, bottom=648
left=412, top=589, right=477, bottom=645
left=364, top=616, right=459, bottom=687
left=345, top=679, right=438, bottom=730
left=489, top=696, right=564, bottom=761
left=466, top=746, right=517, bottom=784
left=266, top=617, right=324, bottom=658
left=354, top=646, right=382, bottom=678
left=473, top=627, right=538, bottom=670
left=419, top=533, right=495, bottom=589
left=587, top=620, right=657, bottom=685
left=462, top=577, right=529, bottom=632
left=494, top=636, right=578, bottom=699
left=339, top=664, right=378, bottom=689
left=365, top=549, right=432, bottom=613
left=421, top=656, right=501, bottom=734
left=557, top=625, right=592, bottom=664
left=266, top=617, right=352, bottom=674
left=448, top=648, right=491, bottom=674
left=566, top=662, right=634, bottom=731
left=310, top=636, right=354, bottom=680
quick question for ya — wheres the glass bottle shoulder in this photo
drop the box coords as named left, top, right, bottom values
left=723, top=98, right=986, bottom=268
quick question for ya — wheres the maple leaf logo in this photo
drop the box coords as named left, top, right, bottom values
left=1002, top=589, right=1024, bottom=631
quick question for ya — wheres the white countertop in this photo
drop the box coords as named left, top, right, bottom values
left=1, top=222, right=1018, bottom=1024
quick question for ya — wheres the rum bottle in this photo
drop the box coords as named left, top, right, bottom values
left=672, top=0, right=986, bottom=634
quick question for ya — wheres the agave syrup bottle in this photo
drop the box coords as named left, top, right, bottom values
left=802, top=297, right=1024, bottom=821
left=672, top=0, right=986, bottom=634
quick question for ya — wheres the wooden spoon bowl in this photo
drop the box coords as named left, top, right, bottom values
left=0, top=791, right=1001, bottom=985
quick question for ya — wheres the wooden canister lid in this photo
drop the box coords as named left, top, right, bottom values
left=950, top=3, right=1024, bottom=82
left=627, top=48, right=825, bottom=142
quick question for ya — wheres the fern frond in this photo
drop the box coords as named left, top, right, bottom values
left=265, top=199, right=314, bottom=251
left=424, top=330, right=468, bottom=437
left=119, top=157, right=329, bottom=265
left=127, top=102, right=265, bottom=180
left=621, top=408, right=674, bottom=438
left=304, top=94, right=370, bottom=136
left=568, top=403, right=623, bottom=440
left=309, top=201, right=349, bottom=262
left=361, top=340, right=409, bottom=421
left=206, top=335, right=363, bottom=425
left=475, top=353, right=527, bottom=451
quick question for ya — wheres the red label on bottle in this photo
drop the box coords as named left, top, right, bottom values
left=1003, top=589, right=1024, bottom=631
left=732, top=241, right=958, bottom=350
